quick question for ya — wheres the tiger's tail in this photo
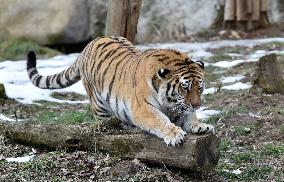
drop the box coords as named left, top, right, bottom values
left=26, top=50, right=81, bottom=89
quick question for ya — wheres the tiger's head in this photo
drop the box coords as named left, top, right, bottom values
left=147, top=49, right=205, bottom=116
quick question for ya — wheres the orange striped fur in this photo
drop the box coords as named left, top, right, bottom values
left=27, top=36, right=214, bottom=146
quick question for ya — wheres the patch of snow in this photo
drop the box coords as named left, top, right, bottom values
left=221, top=75, right=245, bottom=84
left=212, top=59, right=258, bottom=68
left=249, top=49, right=284, bottom=59
left=6, top=155, right=35, bottom=163
left=196, top=107, right=220, bottom=120
left=0, top=54, right=88, bottom=104
left=203, top=87, right=216, bottom=95
left=248, top=112, right=261, bottom=119
left=223, top=169, right=242, bottom=175
left=227, top=53, right=242, bottom=57
left=189, top=50, right=213, bottom=59
left=222, top=82, right=252, bottom=90
left=138, top=37, right=284, bottom=53
left=212, top=60, right=245, bottom=68
left=232, top=169, right=242, bottom=175
left=0, top=114, right=16, bottom=122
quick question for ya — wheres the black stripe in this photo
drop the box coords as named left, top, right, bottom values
left=28, top=69, right=38, bottom=79
left=144, top=98, right=159, bottom=110
left=56, top=75, right=65, bottom=87
left=171, top=83, right=176, bottom=96
left=46, top=76, right=50, bottom=88
left=166, top=83, right=171, bottom=96
left=35, top=75, right=42, bottom=86
left=101, top=51, right=127, bottom=91
left=100, top=41, right=118, bottom=50
left=123, top=110, right=131, bottom=123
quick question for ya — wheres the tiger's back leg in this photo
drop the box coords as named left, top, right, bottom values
left=82, top=79, right=111, bottom=120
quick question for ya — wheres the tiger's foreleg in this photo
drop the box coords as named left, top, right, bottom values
left=132, top=105, right=186, bottom=146
left=186, top=111, right=215, bottom=134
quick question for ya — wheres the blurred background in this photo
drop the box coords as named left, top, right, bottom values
left=0, top=0, right=283, bottom=58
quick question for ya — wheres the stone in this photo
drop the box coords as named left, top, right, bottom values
left=0, top=83, right=7, bottom=99
left=0, top=0, right=91, bottom=45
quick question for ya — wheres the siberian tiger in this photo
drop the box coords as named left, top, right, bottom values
left=27, top=36, right=214, bottom=146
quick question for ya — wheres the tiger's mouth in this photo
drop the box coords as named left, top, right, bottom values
left=168, top=103, right=194, bottom=117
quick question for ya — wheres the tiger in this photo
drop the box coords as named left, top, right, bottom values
left=26, top=36, right=214, bottom=146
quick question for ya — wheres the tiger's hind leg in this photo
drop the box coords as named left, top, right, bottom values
left=82, top=79, right=111, bottom=120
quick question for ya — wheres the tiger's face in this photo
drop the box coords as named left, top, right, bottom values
left=155, top=58, right=205, bottom=116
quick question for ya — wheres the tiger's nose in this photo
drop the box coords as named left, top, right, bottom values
left=191, top=102, right=201, bottom=109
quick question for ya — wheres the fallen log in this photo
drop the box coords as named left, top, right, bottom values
left=0, top=121, right=220, bottom=171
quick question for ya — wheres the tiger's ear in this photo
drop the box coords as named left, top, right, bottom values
left=196, top=61, right=204, bottom=69
left=157, top=68, right=171, bottom=79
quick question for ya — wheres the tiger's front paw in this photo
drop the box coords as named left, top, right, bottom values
left=191, top=123, right=215, bottom=134
left=163, top=125, right=186, bottom=146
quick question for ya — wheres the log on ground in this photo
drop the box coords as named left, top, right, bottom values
left=0, top=121, right=220, bottom=171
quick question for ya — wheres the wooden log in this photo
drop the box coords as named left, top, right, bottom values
left=252, top=54, right=284, bottom=94
left=105, top=0, right=141, bottom=43
left=0, top=121, right=220, bottom=171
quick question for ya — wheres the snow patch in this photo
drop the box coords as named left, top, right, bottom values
left=0, top=114, right=16, bottom=122
left=138, top=37, right=284, bottom=53
left=0, top=54, right=88, bottom=104
left=221, top=75, right=245, bottom=84
left=212, top=59, right=257, bottom=68
left=203, top=87, right=217, bottom=95
left=6, top=155, right=35, bottom=163
left=196, top=107, right=220, bottom=120
left=222, top=82, right=252, bottom=90
left=189, top=49, right=213, bottom=59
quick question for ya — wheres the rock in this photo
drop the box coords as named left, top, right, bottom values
left=252, top=54, right=284, bottom=94
left=0, top=0, right=220, bottom=44
left=0, top=0, right=91, bottom=45
left=0, top=83, right=7, bottom=99
left=136, top=0, right=219, bottom=42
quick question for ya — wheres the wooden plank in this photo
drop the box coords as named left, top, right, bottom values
left=236, top=0, right=248, bottom=21
left=252, top=0, right=260, bottom=20
left=261, top=0, right=269, bottom=12
left=224, top=0, right=236, bottom=21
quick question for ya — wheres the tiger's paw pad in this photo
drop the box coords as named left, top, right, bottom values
left=163, top=126, right=186, bottom=146
left=191, top=123, right=215, bottom=134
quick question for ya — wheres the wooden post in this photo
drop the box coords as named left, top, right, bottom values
left=215, top=0, right=270, bottom=30
left=105, top=0, right=142, bottom=43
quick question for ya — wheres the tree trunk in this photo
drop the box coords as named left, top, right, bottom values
left=252, top=54, right=284, bottom=94
left=0, top=121, right=220, bottom=171
left=105, top=0, right=141, bottom=43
